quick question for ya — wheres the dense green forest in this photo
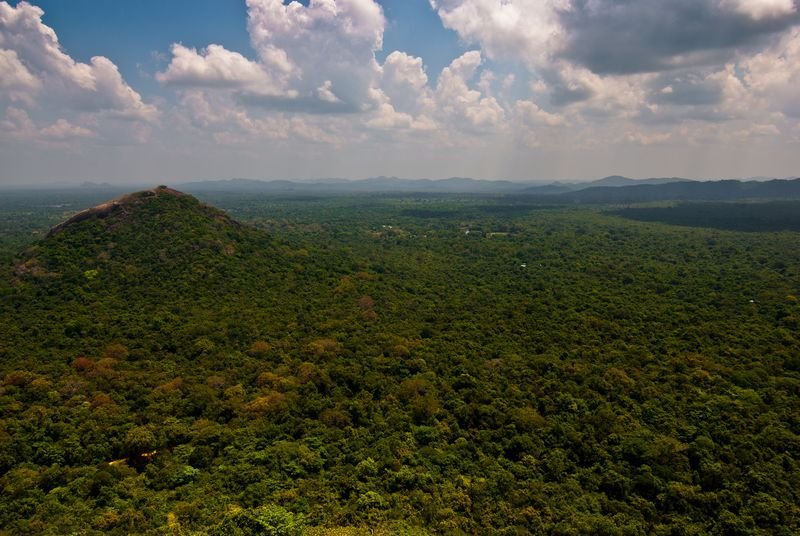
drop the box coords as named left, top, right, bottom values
left=1, top=188, right=799, bottom=534
left=612, top=201, right=800, bottom=232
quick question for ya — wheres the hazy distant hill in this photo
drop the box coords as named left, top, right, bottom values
left=178, top=175, right=705, bottom=195
left=177, top=175, right=708, bottom=195
left=522, top=175, right=695, bottom=194
left=3, top=175, right=789, bottom=196
left=178, top=176, right=528, bottom=194
left=555, top=178, right=800, bottom=203
left=584, top=175, right=693, bottom=188
left=2, top=175, right=791, bottom=202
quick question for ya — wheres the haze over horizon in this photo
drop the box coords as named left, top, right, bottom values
left=2, top=0, right=800, bottom=185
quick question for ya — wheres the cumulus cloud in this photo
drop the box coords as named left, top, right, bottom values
left=39, top=117, right=95, bottom=140
left=2, top=0, right=799, bottom=183
left=5, top=0, right=794, bottom=174
left=377, top=51, right=434, bottom=118
left=383, top=51, right=429, bottom=92
left=435, top=51, right=505, bottom=131
left=156, top=44, right=282, bottom=94
left=0, top=0, right=157, bottom=139
left=431, top=1, right=798, bottom=75
left=363, top=49, right=510, bottom=137
left=1, top=107, right=95, bottom=142
left=0, top=49, right=40, bottom=95
left=722, top=0, right=797, bottom=20
left=80, top=56, right=158, bottom=121
left=160, top=0, right=386, bottom=113
left=177, top=89, right=341, bottom=145
left=429, top=0, right=799, bottom=149
left=431, top=0, right=568, bottom=70
left=363, top=87, right=436, bottom=131
left=741, top=27, right=800, bottom=116
left=515, top=100, right=565, bottom=127
left=158, top=0, right=509, bottom=145
left=1, top=106, right=35, bottom=138
left=559, top=0, right=800, bottom=75
left=0, top=2, right=94, bottom=88
left=316, top=80, right=341, bottom=104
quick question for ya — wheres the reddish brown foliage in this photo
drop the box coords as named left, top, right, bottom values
left=357, top=295, right=375, bottom=310
left=72, top=357, right=95, bottom=372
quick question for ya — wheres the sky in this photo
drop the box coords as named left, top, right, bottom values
left=1, top=0, right=799, bottom=185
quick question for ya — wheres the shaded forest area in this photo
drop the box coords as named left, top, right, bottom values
left=0, top=190, right=799, bottom=534
left=612, top=201, right=800, bottom=232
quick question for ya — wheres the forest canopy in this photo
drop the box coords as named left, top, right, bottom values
left=0, top=189, right=798, bottom=534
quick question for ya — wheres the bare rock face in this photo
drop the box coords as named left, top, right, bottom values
left=47, top=186, right=186, bottom=236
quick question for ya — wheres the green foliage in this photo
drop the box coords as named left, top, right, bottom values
left=209, top=504, right=305, bottom=535
left=0, top=190, right=799, bottom=533
left=124, top=425, right=157, bottom=455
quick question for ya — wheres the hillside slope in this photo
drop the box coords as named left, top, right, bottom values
left=3, top=186, right=329, bottom=364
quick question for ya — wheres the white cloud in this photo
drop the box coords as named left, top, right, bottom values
left=382, top=51, right=429, bottom=91
left=0, top=48, right=40, bottom=95
left=435, top=51, right=505, bottom=131
left=364, top=102, right=416, bottom=129
left=378, top=51, right=434, bottom=122
left=159, top=1, right=510, bottom=145
left=363, top=87, right=436, bottom=131
left=0, top=1, right=95, bottom=89
left=85, top=56, right=158, bottom=121
left=705, top=63, right=757, bottom=118
left=1, top=106, right=94, bottom=142
left=157, top=0, right=387, bottom=113
left=316, top=80, right=341, bottom=103
left=430, top=0, right=568, bottom=69
left=39, top=118, right=95, bottom=140
left=741, top=28, right=800, bottom=116
left=156, top=44, right=279, bottom=93
left=429, top=0, right=800, bottom=130
left=1, top=106, right=35, bottom=138
left=515, top=100, right=565, bottom=127
left=176, top=89, right=341, bottom=145
left=720, top=0, right=796, bottom=20
left=0, top=0, right=157, bottom=137
left=546, top=63, right=653, bottom=118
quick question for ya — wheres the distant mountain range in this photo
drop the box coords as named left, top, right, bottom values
left=177, top=176, right=526, bottom=194
left=520, top=176, right=695, bottom=194
left=4, top=175, right=797, bottom=202
left=178, top=175, right=698, bottom=195
left=548, top=178, right=800, bottom=203
left=176, top=175, right=800, bottom=202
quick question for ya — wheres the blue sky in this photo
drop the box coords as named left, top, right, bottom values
left=20, top=0, right=264, bottom=94
left=1, top=0, right=799, bottom=184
